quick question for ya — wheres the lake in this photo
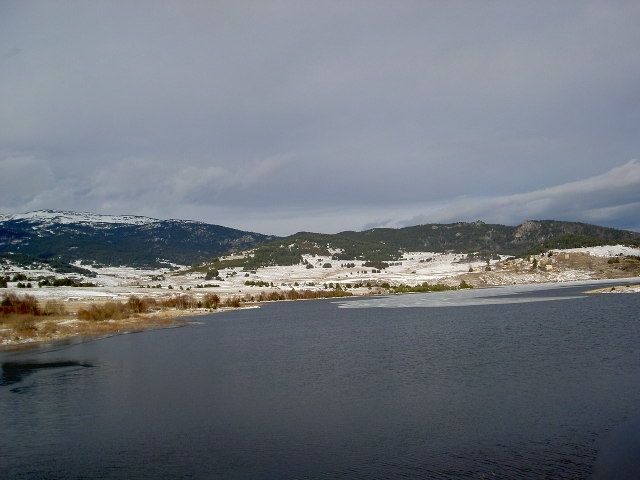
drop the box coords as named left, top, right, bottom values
left=2, top=282, right=640, bottom=479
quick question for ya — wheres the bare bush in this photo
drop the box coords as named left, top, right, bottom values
left=202, top=293, right=220, bottom=309
left=223, top=297, right=242, bottom=308
left=77, top=301, right=128, bottom=321
left=1, top=293, right=40, bottom=316
left=126, top=296, right=155, bottom=314
left=159, top=294, right=197, bottom=310
left=44, top=299, right=66, bottom=316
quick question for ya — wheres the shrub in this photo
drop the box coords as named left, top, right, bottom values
left=245, top=280, right=270, bottom=287
left=126, top=296, right=154, bottom=314
left=364, top=261, right=389, bottom=270
left=77, top=301, right=128, bottom=321
left=160, top=294, right=196, bottom=310
left=38, top=277, right=98, bottom=287
left=204, top=269, right=219, bottom=280
left=1, top=293, right=40, bottom=316
left=202, top=293, right=220, bottom=309
left=224, top=297, right=242, bottom=308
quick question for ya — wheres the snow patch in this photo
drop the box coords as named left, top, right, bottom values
left=561, top=245, right=640, bottom=258
left=0, top=209, right=160, bottom=227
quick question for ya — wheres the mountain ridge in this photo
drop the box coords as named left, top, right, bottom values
left=337, top=219, right=640, bottom=257
left=1, top=210, right=639, bottom=270
left=1, top=209, right=212, bottom=226
left=0, top=209, right=276, bottom=268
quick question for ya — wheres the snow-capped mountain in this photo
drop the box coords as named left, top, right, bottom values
left=0, top=210, right=277, bottom=268
left=0, top=210, right=159, bottom=227
left=3, top=210, right=639, bottom=271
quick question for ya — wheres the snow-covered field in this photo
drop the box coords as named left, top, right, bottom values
left=0, top=251, right=484, bottom=303
left=562, top=245, right=640, bottom=257
left=2, top=246, right=639, bottom=304
left=2, top=244, right=639, bottom=346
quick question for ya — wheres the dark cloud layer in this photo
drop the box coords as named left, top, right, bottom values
left=1, top=1, right=639, bottom=235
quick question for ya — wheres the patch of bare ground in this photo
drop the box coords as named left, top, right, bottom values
left=585, top=283, right=640, bottom=294
left=456, top=251, right=640, bottom=287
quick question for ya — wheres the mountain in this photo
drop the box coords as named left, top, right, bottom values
left=339, top=220, right=640, bottom=256
left=0, top=210, right=277, bottom=268
left=2, top=210, right=639, bottom=271
left=202, top=220, right=640, bottom=272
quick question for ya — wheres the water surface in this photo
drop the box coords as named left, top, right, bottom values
left=2, top=282, right=639, bottom=479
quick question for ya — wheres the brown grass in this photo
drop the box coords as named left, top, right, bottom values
left=0, top=293, right=219, bottom=346
left=0, top=287, right=354, bottom=346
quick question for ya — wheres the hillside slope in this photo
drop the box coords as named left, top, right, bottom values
left=206, top=220, right=640, bottom=272
left=340, top=220, right=640, bottom=256
left=0, top=210, right=276, bottom=268
left=2, top=211, right=638, bottom=271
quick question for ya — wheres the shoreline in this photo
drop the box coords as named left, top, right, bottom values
left=0, top=303, right=267, bottom=352
left=584, top=283, right=640, bottom=294
left=3, top=277, right=639, bottom=351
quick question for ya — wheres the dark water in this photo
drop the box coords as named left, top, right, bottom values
left=2, top=283, right=640, bottom=479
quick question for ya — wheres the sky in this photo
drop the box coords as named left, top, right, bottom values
left=1, top=1, right=639, bottom=236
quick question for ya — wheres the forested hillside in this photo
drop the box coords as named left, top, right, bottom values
left=200, top=220, right=640, bottom=271
left=2, top=211, right=638, bottom=271
left=0, top=211, right=276, bottom=268
left=340, top=220, right=640, bottom=256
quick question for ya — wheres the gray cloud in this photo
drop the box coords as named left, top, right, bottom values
left=0, top=155, right=56, bottom=207
left=393, top=160, right=640, bottom=232
left=1, top=1, right=639, bottom=235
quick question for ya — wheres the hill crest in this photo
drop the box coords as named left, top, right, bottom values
left=1, top=210, right=639, bottom=270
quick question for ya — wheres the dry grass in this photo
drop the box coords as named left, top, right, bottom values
left=0, top=293, right=213, bottom=346
left=0, top=288, right=351, bottom=346
left=1, top=308, right=189, bottom=346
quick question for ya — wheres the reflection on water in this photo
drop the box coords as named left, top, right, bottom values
left=1, top=360, right=92, bottom=387
left=1, top=282, right=639, bottom=479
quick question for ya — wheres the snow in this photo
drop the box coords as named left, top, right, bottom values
left=2, top=245, right=639, bottom=304
left=2, top=251, right=485, bottom=301
left=560, top=245, right=640, bottom=258
left=0, top=209, right=160, bottom=227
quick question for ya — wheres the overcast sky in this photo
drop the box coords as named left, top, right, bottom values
left=1, top=1, right=639, bottom=236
